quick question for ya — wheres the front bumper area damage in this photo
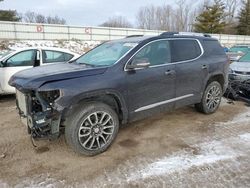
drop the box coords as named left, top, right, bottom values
left=16, top=90, right=62, bottom=140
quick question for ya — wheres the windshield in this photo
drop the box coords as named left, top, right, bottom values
left=239, top=52, right=250, bottom=62
left=230, top=46, right=250, bottom=53
left=76, top=41, right=138, bottom=66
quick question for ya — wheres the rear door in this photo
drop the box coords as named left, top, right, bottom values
left=126, top=40, right=176, bottom=120
left=171, top=39, right=208, bottom=108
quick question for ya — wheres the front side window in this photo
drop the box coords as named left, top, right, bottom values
left=6, top=50, right=36, bottom=67
left=131, top=40, right=171, bottom=66
left=76, top=42, right=138, bottom=66
left=171, top=39, right=202, bottom=62
left=42, top=50, right=72, bottom=64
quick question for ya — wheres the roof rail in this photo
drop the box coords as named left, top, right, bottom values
left=160, top=32, right=211, bottom=38
left=160, top=32, right=179, bottom=36
left=126, top=35, right=144, bottom=38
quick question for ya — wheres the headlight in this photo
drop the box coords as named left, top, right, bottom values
left=38, top=90, right=61, bottom=103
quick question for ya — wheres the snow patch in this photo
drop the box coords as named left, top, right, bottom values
left=219, top=108, right=250, bottom=126
left=0, top=40, right=101, bottom=55
left=239, top=133, right=250, bottom=142
left=0, top=174, right=65, bottom=188
left=127, top=140, right=236, bottom=181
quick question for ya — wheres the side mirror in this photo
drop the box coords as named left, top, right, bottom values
left=126, top=58, right=150, bottom=70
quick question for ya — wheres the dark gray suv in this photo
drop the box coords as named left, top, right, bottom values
left=9, top=32, right=229, bottom=156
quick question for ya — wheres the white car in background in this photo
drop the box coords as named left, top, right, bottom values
left=0, top=47, right=80, bottom=94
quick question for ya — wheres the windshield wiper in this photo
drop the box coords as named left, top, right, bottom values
left=79, top=62, right=96, bottom=67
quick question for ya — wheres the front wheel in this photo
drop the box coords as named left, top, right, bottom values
left=195, top=81, right=223, bottom=114
left=65, top=102, right=119, bottom=156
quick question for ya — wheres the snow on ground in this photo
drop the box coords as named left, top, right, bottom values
left=1, top=107, right=249, bottom=187
left=127, top=139, right=237, bottom=182
left=0, top=40, right=101, bottom=55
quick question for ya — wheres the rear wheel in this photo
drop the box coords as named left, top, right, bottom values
left=195, top=81, right=223, bottom=114
left=65, top=102, right=119, bottom=156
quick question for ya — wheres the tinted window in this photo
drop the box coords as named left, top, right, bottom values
left=64, top=53, right=74, bottom=61
left=42, top=50, right=73, bottom=64
left=171, top=39, right=202, bottom=62
left=132, top=40, right=171, bottom=66
left=6, top=50, right=36, bottom=67
left=203, top=40, right=225, bottom=55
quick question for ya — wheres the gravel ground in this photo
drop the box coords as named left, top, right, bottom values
left=0, top=95, right=249, bottom=188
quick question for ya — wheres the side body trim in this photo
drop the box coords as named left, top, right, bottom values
left=134, top=94, right=194, bottom=112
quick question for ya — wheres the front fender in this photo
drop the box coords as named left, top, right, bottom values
left=57, top=89, right=129, bottom=124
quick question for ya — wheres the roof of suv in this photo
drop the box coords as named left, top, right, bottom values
left=114, top=32, right=216, bottom=43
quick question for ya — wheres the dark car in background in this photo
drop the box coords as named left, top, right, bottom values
left=9, top=32, right=229, bottom=156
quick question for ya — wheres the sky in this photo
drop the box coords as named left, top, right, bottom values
left=0, top=0, right=178, bottom=26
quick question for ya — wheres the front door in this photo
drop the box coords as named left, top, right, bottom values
left=125, top=40, right=176, bottom=120
left=0, top=49, right=37, bottom=93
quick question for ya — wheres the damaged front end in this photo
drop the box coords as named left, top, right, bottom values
left=16, top=89, right=62, bottom=140
left=224, top=77, right=250, bottom=105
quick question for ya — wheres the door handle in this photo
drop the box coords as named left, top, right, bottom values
left=165, top=70, right=176, bottom=76
left=202, top=65, right=208, bottom=70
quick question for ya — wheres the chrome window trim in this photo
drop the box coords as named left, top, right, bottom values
left=134, top=94, right=194, bottom=112
left=124, top=38, right=204, bottom=71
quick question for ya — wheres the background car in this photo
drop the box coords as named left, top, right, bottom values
left=229, top=45, right=250, bottom=53
left=227, top=44, right=250, bottom=62
left=0, top=47, right=80, bottom=94
left=230, top=51, right=250, bottom=80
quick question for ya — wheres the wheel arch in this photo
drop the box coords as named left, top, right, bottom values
left=204, top=73, right=225, bottom=92
left=62, top=90, right=129, bottom=125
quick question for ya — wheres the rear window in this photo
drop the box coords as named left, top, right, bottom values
left=203, top=40, right=225, bottom=55
left=42, top=50, right=74, bottom=64
left=171, top=39, right=202, bottom=62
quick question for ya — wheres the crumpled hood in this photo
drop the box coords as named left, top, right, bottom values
left=230, top=61, right=250, bottom=72
left=9, top=63, right=108, bottom=91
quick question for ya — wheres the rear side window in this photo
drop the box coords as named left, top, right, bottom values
left=203, top=40, right=225, bottom=55
left=42, top=50, right=74, bottom=64
left=171, top=39, right=202, bottom=62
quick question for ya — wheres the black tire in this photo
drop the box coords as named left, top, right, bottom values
left=65, top=102, right=119, bottom=156
left=195, top=81, right=223, bottom=114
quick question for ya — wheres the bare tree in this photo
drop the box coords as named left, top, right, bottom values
left=35, top=14, right=46, bottom=23
left=137, top=5, right=157, bottom=30
left=46, top=15, right=66, bottom=24
left=223, top=0, right=239, bottom=34
left=172, top=0, right=191, bottom=31
left=225, top=0, right=238, bottom=23
left=156, top=5, right=173, bottom=30
left=137, top=2, right=194, bottom=32
left=137, top=4, right=174, bottom=30
left=22, top=11, right=66, bottom=25
left=100, top=16, right=132, bottom=28
left=23, top=11, right=35, bottom=23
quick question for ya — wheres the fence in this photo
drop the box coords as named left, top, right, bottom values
left=0, top=21, right=250, bottom=46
